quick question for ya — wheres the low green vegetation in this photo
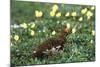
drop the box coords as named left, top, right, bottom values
left=11, top=1, right=95, bottom=66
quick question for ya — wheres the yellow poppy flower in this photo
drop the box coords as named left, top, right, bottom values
left=79, top=17, right=83, bottom=21
left=31, top=23, right=35, bottom=28
left=30, top=30, right=35, bottom=36
left=90, top=40, right=93, bottom=44
left=71, top=12, right=77, bottom=17
left=56, top=12, right=61, bottom=17
left=52, top=31, right=56, bottom=35
left=81, top=8, right=87, bottom=14
left=72, top=28, right=76, bottom=33
left=86, top=11, right=93, bottom=17
left=86, top=11, right=93, bottom=20
left=65, top=12, right=70, bottom=17
left=92, top=30, right=95, bottom=36
left=35, top=10, right=39, bottom=17
left=35, top=10, right=43, bottom=17
left=91, top=6, right=95, bottom=10
left=52, top=4, right=59, bottom=12
left=87, top=16, right=91, bottom=20
left=14, top=35, right=19, bottom=41
left=50, top=11, right=55, bottom=17
left=39, top=11, right=43, bottom=17
left=20, top=23, right=27, bottom=29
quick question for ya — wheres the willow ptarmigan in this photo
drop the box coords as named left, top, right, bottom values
left=32, top=25, right=72, bottom=58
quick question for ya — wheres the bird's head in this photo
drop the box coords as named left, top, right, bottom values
left=63, top=23, right=72, bottom=34
left=59, top=24, right=72, bottom=39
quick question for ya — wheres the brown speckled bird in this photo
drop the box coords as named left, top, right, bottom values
left=32, top=25, right=71, bottom=58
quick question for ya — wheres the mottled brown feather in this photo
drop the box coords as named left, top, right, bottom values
left=32, top=26, right=71, bottom=58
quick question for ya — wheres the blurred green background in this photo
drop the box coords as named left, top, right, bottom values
left=11, top=0, right=95, bottom=66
